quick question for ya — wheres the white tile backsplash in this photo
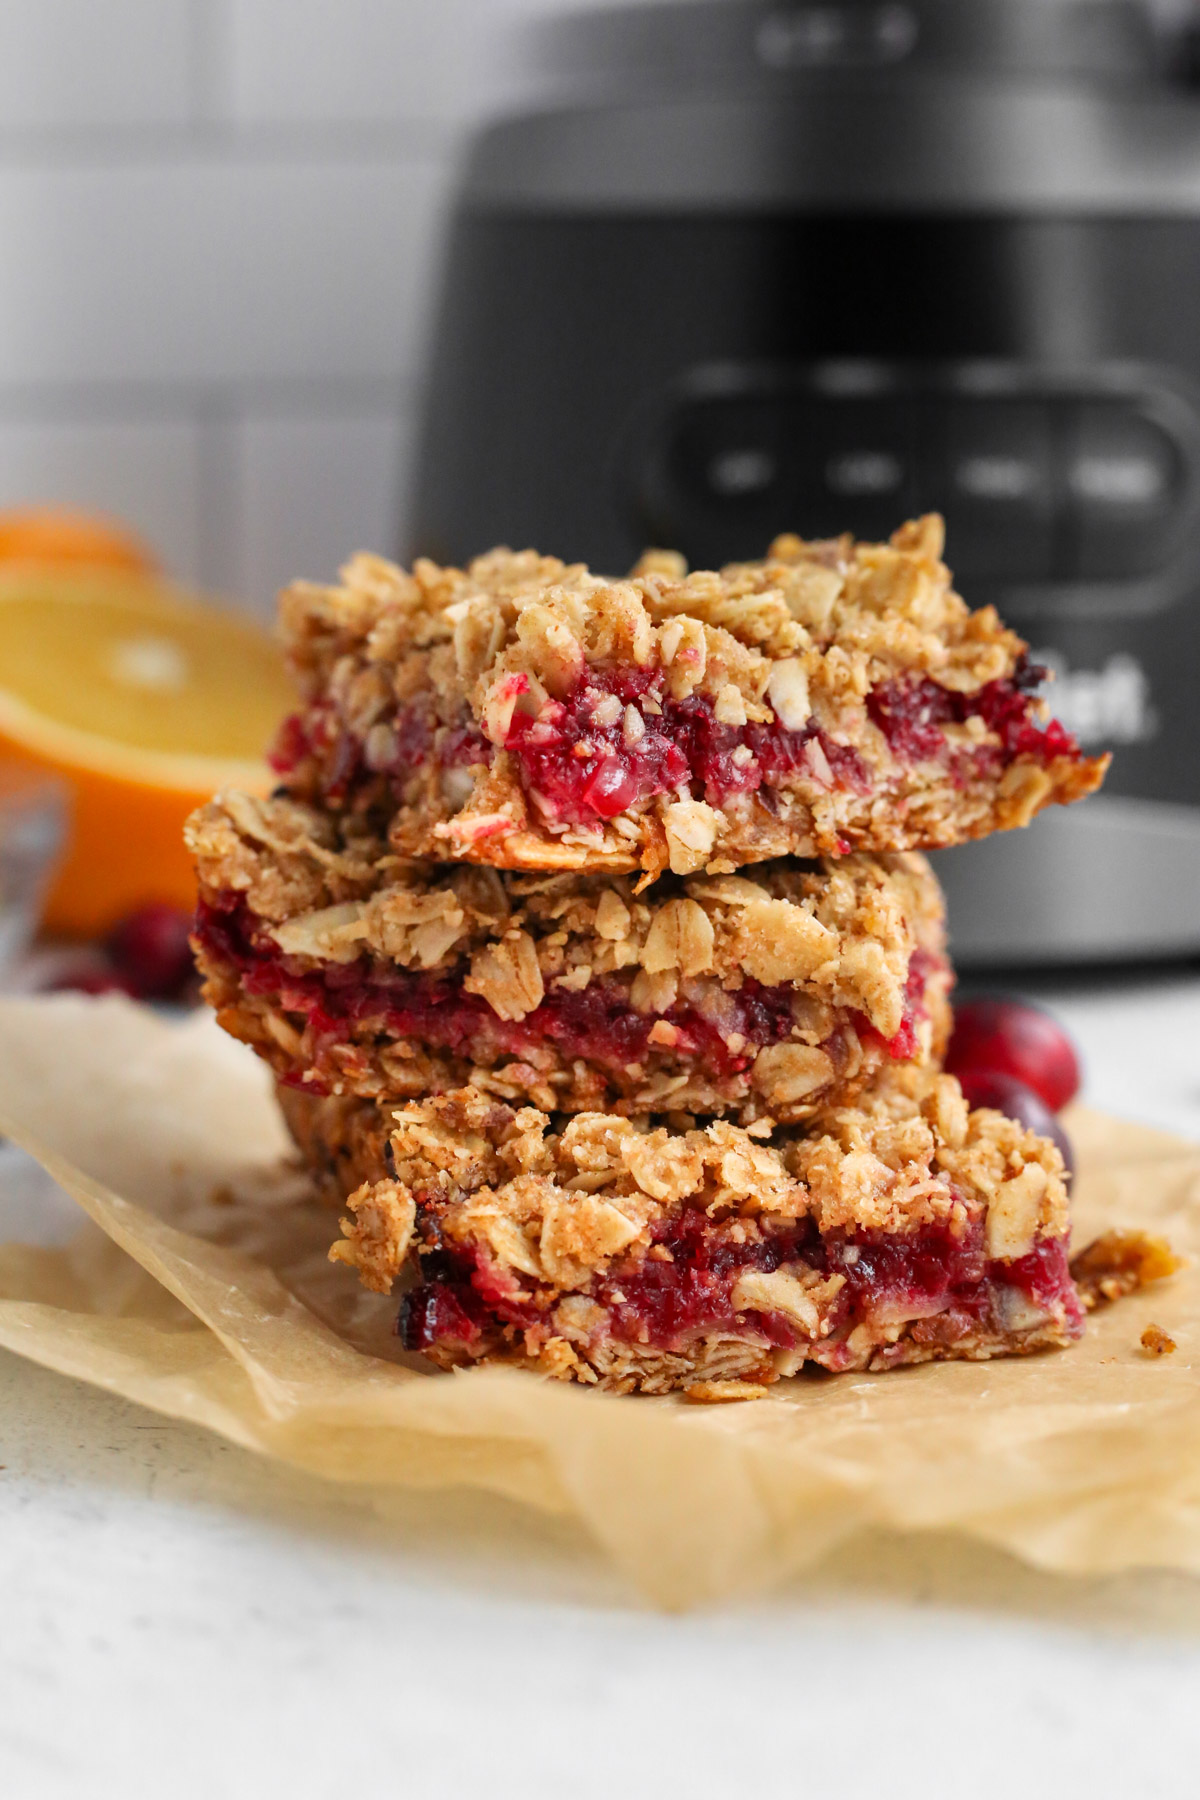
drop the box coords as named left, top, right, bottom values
left=0, top=0, right=195, bottom=130
left=0, top=158, right=448, bottom=386
left=235, top=407, right=414, bottom=617
left=0, top=0, right=654, bottom=608
left=221, top=0, right=647, bottom=129
left=0, top=415, right=203, bottom=578
left=225, top=0, right=502, bottom=127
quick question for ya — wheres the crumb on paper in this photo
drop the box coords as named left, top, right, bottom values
left=1140, top=1323, right=1177, bottom=1357
left=683, top=1381, right=770, bottom=1405
left=1069, top=1229, right=1184, bottom=1310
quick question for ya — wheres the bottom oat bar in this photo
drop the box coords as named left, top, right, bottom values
left=287, top=1068, right=1084, bottom=1395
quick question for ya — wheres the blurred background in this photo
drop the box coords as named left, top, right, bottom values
left=0, top=0, right=637, bottom=973
left=0, top=0, right=630, bottom=611
left=4, top=0, right=1200, bottom=986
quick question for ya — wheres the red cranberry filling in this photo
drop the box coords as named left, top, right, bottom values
left=269, top=701, right=374, bottom=806
left=272, top=654, right=1078, bottom=830
left=267, top=710, right=317, bottom=780
left=855, top=945, right=944, bottom=1063
left=400, top=1280, right=489, bottom=1350
left=868, top=659, right=1080, bottom=769
left=399, top=1202, right=1083, bottom=1360
left=194, top=899, right=899, bottom=1089
left=268, top=700, right=490, bottom=807
left=439, top=721, right=492, bottom=767
left=270, top=668, right=873, bottom=824
left=270, top=642, right=1080, bottom=838
left=504, top=669, right=872, bottom=825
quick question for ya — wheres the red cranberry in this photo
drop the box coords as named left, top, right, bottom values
left=867, top=676, right=957, bottom=762
left=107, top=904, right=197, bottom=1000
left=867, top=666, right=1082, bottom=768
left=267, top=711, right=310, bottom=776
left=581, top=754, right=641, bottom=818
left=956, top=1069, right=1076, bottom=1188
left=946, top=997, right=1080, bottom=1112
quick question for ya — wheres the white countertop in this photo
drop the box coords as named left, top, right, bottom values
left=3, top=973, right=1200, bottom=1800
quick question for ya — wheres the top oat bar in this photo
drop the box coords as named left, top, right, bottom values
left=271, top=515, right=1107, bottom=879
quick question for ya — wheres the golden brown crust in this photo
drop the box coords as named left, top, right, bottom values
left=281, top=515, right=1022, bottom=721
left=418, top=1313, right=1079, bottom=1397
left=406, top=749, right=1105, bottom=881
left=189, top=790, right=952, bottom=1124
left=272, top=516, right=1107, bottom=876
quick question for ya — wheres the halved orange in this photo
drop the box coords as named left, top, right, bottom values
left=0, top=506, right=158, bottom=573
left=0, top=570, right=294, bottom=935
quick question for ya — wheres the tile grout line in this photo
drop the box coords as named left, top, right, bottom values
left=0, top=375, right=418, bottom=426
left=0, top=121, right=457, bottom=167
left=194, top=392, right=242, bottom=599
left=189, top=0, right=234, bottom=132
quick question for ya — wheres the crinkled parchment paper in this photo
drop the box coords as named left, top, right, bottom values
left=0, top=994, right=1197, bottom=1608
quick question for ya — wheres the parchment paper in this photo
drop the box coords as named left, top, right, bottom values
left=0, top=993, right=1196, bottom=1608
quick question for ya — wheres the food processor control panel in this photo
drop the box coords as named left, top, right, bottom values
left=629, top=363, right=1200, bottom=621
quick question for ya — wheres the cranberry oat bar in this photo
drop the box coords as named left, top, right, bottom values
left=269, top=515, right=1106, bottom=879
left=300, top=1069, right=1084, bottom=1394
left=188, top=790, right=951, bottom=1124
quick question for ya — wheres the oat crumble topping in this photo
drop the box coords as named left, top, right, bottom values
left=268, top=516, right=1108, bottom=877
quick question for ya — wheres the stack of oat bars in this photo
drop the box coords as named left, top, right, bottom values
left=187, top=514, right=1111, bottom=1399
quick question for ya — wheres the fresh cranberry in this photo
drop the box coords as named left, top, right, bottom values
left=947, top=997, right=1080, bottom=1111
left=955, top=1069, right=1076, bottom=1187
left=108, top=904, right=197, bottom=1000
left=580, top=754, right=642, bottom=818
